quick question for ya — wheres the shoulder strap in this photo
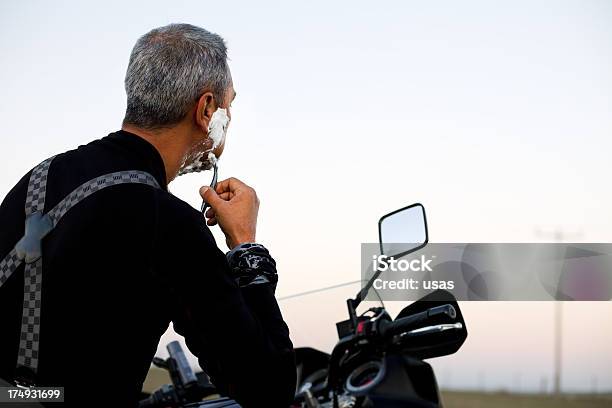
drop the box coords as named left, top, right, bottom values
left=0, top=156, right=161, bottom=386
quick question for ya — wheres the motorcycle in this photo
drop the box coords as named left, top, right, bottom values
left=140, top=203, right=468, bottom=408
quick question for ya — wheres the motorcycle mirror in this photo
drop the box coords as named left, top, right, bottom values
left=394, top=290, right=468, bottom=359
left=378, top=203, right=428, bottom=259
left=348, top=204, right=429, bottom=328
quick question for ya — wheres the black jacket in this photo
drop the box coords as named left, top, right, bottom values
left=0, top=131, right=296, bottom=407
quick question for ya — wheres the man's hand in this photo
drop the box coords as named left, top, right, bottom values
left=200, top=177, right=259, bottom=249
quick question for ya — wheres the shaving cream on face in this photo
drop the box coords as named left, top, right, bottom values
left=177, top=108, right=229, bottom=176
left=207, top=108, right=230, bottom=150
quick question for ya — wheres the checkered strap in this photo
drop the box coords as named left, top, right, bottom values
left=0, top=156, right=161, bottom=385
left=0, top=248, right=21, bottom=287
left=25, top=156, right=54, bottom=217
left=16, top=156, right=54, bottom=381
left=47, top=171, right=160, bottom=223
left=16, top=258, right=43, bottom=374
left=0, top=157, right=55, bottom=291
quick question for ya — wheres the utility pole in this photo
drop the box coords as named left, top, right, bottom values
left=535, top=227, right=581, bottom=395
left=553, top=300, right=562, bottom=395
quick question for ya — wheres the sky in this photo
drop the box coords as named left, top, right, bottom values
left=1, top=0, right=611, bottom=393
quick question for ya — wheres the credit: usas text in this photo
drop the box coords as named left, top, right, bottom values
left=371, top=255, right=455, bottom=291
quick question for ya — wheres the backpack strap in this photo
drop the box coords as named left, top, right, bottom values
left=0, top=156, right=161, bottom=386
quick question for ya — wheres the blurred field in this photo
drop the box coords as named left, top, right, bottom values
left=142, top=367, right=171, bottom=394
left=441, top=391, right=612, bottom=408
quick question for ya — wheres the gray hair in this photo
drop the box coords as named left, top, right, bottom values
left=123, top=23, right=230, bottom=129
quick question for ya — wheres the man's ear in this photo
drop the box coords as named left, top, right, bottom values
left=195, top=91, right=217, bottom=132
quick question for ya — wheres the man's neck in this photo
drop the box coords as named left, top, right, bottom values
left=121, top=122, right=190, bottom=184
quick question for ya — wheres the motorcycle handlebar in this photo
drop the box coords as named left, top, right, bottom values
left=167, top=341, right=198, bottom=386
left=381, top=304, right=456, bottom=338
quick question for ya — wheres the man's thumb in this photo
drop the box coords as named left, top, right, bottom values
left=200, top=186, right=222, bottom=207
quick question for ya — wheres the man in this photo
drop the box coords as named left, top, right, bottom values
left=0, top=24, right=295, bottom=407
